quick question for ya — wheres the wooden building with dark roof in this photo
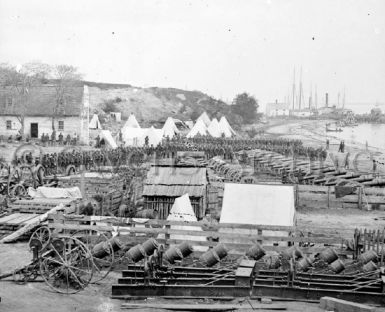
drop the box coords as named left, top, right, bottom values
left=142, top=166, right=208, bottom=220
left=0, top=84, right=85, bottom=139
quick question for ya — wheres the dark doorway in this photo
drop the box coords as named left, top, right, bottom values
left=30, top=123, right=38, bottom=138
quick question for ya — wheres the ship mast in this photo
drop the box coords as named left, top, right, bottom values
left=292, top=68, right=296, bottom=110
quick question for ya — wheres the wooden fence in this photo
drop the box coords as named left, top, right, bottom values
left=47, top=213, right=360, bottom=257
left=296, top=185, right=385, bottom=210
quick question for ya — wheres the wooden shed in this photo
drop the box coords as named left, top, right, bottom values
left=142, top=166, right=208, bottom=220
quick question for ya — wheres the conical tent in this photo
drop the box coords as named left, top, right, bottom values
left=99, top=130, right=117, bottom=148
left=89, top=114, right=102, bottom=129
left=162, top=117, right=179, bottom=139
left=145, top=126, right=163, bottom=147
left=197, top=112, right=211, bottom=127
left=186, top=119, right=207, bottom=138
left=123, top=113, right=141, bottom=129
left=219, top=116, right=236, bottom=137
left=207, top=118, right=222, bottom=138
left=158, top=194, right=207, bottom=251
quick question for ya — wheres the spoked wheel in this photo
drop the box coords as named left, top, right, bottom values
left=9, top=183, right=26, bottom=197
left=7, top=167, right=21, bottom=196
left=65, top=165, right=76, bottom=176
left=29, top=226, right=52, bottom=252
left=40, top=237, right=93, bottom=294
left=72, top=230, right=115, bottom=283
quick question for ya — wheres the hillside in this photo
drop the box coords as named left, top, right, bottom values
left=85, top=81, right=232, bottom=126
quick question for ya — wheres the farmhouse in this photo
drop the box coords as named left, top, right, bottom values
left=0, top=84, right=87, bottom=140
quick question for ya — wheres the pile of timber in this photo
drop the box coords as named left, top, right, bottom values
left=58, top=173, right=123, bottom=213
left=0, top=213, right=42, bottom=238
left=8, top=197, right=77, bottom=214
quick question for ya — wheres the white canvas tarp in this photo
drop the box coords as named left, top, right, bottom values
left=219, top=116, right=236, bottom=137
left=219, top=183, right=296, bottom=247
left=197, top=112, right=211, bottom=127
left=207, top=118, right=222, bottom=138
left=89, top=114, right=102, bottom=129
left=123, top=113, right=141, bottom=129
left=162, top=117, right=179, bottom=139
left=186, top=119, right=207, bottom=138
left=100, top=130, right=118, bottom=148
left=28, top=186, right=82, bottom=199
left=158, top=194, right=207, bottom=251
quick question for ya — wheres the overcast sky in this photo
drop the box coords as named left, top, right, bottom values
left=1, top=0, right=384, bottom=107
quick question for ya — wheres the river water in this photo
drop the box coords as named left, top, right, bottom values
left=327, top=123, right=385, bottom=151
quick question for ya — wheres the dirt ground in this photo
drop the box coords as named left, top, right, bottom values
left=2, top=205, right=385, bottom=312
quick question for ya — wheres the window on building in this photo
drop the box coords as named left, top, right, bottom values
left=6, top=120, right=12, bottom=130
left=58, top=120, right=64, bottom=131
left=6, top=97, right=13, bottom=107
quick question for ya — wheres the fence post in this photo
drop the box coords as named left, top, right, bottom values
left=165, top=224, right=171, bottom=248
left=327, top=186, right=330, bottom=209
left=358, top=187, right=363, bottom=210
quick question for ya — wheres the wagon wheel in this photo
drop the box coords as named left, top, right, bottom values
left=65, top=165, right=76, bottom=176
left=29, top=226, right=52, bottom=252
left=71, top=230, right=115, bottom=283
left=20, top=164, right=38, bottom=187
left=34, top=164, right=45, bottom=186
left=9, top=183, right=26, bottom=197
left=40, top=237, right=93, bottom=294
left=7, top=167, right=21, bottom=196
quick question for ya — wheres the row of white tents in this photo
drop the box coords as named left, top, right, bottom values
left=89, top=111, right=236, bottom=147
left=186, top=112, right=236, bottom=138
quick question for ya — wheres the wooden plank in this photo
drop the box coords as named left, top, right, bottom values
left=50, top=223, right=347, bottom=244
left=0, top=213, right=24, bottom=223
left=6, top=214, right=39, bottom=224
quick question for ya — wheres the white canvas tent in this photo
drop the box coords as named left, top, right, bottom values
left=186, top=119, right=208, bottom=138
left=207, top=118, right=222, bottom=138
left=122, top=127, right=147, bottom=146
left=89, top=114, right=102, bottom=129
left=158, top=194, right=207, bottom=251
left=123, top=113, right=141, bottom=129
left=145, top=126, right=163, bottom=147
left=219, top=116, right=236, bottom=137
left=197, top=112, right=211, bottom=127
left=100, top=130, right=118, bottom=148
left=219, top=183, right=296, bottom=247
left=162, top=117, right=179, bottom=139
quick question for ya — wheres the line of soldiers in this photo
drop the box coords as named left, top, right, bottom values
left=14, top=136, right=328, bottom=173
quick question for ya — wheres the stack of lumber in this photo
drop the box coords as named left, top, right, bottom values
left=0, top=213, right=42, bottom=238
left=8, top=198, right=77, bottom=214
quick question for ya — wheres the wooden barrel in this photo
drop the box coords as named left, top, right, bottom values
left=126, top=244, right=146, bottom=262
left=362, top=261, right=378, bottom=272
left=108, top=237, right=123, bottom=252
left=330, top=259, right=345, bottom=273
left=266, top=255, right=281, bottom=269
left=164, top=247, right=183, bottom=264
left=357, top=250, right=378, bottom=264
left=213, top=244, right=228, bottom=259
left=141, top=238, right=159, bottom=256
left=177, top=242, right=194, bottom=258
left=199, top=250, right=220, bottom=267
left=246, top=243, right=266, bottom=261
left=296, top=257, right=312, bottom=272
left=92, top=241, right=111, bottom=259
left=318, top=248, right=338, bottom=264
left=281, top=246, right=302, bottom=259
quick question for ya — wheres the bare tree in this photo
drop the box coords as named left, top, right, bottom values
left=51, top=65, right=83, bottom=131
left=0, top=62, right=50, bottom=135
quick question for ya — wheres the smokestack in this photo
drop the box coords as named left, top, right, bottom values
left=325, top=93, right=329, bottom=107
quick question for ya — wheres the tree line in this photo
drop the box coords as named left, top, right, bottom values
left=0, top=62, right=83, bottom=135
